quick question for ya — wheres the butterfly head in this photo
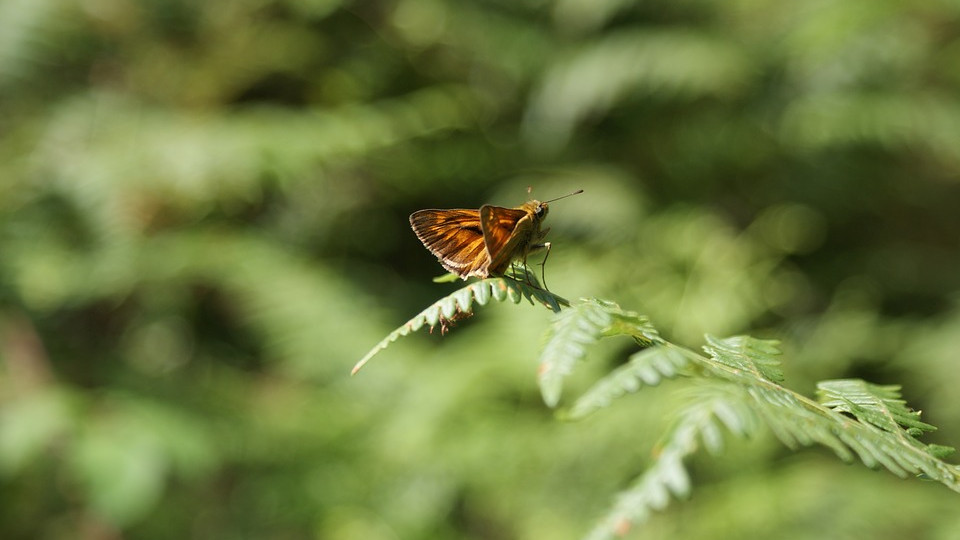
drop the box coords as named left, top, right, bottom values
left=521, top=200, right=549, bottom=221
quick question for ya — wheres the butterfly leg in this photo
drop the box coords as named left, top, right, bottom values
left=517, top=254, right=535, bottom=287
left=534, top=241, right=552, bottom=291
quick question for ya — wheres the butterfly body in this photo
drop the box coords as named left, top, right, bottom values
left=409, top=200, right=550, bottom=280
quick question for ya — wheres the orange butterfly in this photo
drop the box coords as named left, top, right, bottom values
left=409, top=190, right=582, bottom=284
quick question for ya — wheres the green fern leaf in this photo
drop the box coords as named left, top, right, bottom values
left=587, top=330, right=960, bottom=538
left=565, top=345, right=692, bottom=420
left=702, top=334, right=785, bottom=383
left=746, top=386, right=855, bottom=458
left=539, top=298, right=663, bottom=408
left=746, top=382, right=960, bottom=486
left=538, top=301, right=612, bottom=407
left=351, top=277, right=568, bottom=374
left=585, top=384, right=758, bottom=540
left=431, top=272, right=461, bottom=283
left=927, top=445, right=957, bottom=460
left=599, top=302, right=662, bottom=345
left=525, top=30, right=751, bottom=150
left=816, top=379, right=937, bottom=434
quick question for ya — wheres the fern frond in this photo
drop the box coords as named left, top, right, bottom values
left=697, top=339, right=960, bottom=488
left=537, top=299, right=660, bottom=407
left=351, top=276, right=567, bottom=375
left=565, top=326, right=960, bottom=537
left=564, top=345, right=693, bottom=420
left=356, top=289, right=960, bottom=540
left=538, top=302, right=610, bottom=407
left=780, top=93, right=960, bottom=164
left=524, top=29, right=751, bottom=149
left=585, top=384, right=759, bottom=540
left=749, top=384, right=960, bottom=486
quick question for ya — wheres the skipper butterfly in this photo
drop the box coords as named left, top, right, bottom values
left=409, top=190, right=582, bottom=284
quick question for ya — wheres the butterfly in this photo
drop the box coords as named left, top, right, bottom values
left=409, top=190, right=582, bottom=285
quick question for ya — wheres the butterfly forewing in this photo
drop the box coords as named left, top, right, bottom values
left=409, top=209, right=492, bottom=278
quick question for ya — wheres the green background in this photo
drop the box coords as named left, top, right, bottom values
left=2, top=0, right=959, bottom=538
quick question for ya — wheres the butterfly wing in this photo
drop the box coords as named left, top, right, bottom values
left=480, top=205, right=531, bottom=275
left=409, top=209, right=491, bottom=278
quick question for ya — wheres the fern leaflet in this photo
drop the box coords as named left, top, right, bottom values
left=585, top=384, right=759, bottom=540
left=352, top=274, right=567, bottom=374
left=565, top=345, right=692, bottom=420
left=537, top=299, right=660, bottom=407
left=702, top=334, right=784, bottom=383
left=816, top=379, right=936, bottom=435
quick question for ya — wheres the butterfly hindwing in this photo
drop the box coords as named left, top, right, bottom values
left=409, top=209, right=491, bottom=278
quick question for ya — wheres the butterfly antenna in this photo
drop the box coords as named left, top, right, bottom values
left=543, top=189, right=584, bottom=204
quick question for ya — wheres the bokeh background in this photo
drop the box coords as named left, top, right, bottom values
left=2, top=0, right=960, bottom=538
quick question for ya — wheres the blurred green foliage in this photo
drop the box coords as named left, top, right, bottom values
left=2, top=0, right=960, bottom=538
